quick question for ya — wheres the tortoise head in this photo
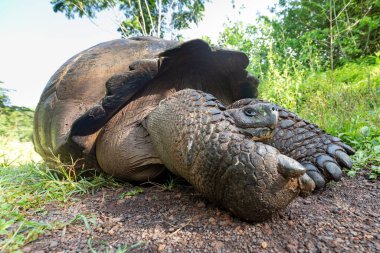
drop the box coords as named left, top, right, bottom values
left=226, top=102, right=278, bottom=141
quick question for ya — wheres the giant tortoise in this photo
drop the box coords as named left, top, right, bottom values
left=33, top=37, right=354, bottom=221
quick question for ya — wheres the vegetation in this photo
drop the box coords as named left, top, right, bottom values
left=267, top=0, right=380, bottom=69
left=0, top=152, right=125, bottom=251
left=0, top=83, right=34, bottom=142
left=219, top=0, right=380, bottom=74
left=51, top=0, right=208, bottom=38
left=119, top=186, right=144, bottom=198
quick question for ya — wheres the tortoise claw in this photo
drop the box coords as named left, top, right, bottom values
left=278, top=155, right=315, bottom=193
left=316, top=154, right=343, bottom=182
left=277, top=154, right=306, bottom=178
left=316, top=154, right=336, bottom=167
left=325, top=162, right=343, bottom=181
left=341, top=143, right=355, bottom=155
left=326, top=143, right=353, bottom=169
left=303, top=163, right=326, bottom=189
left=327, top=144, right=343, bottom=156
left=299, top=173, right=315, bottom=193
left=336, top=150, right=353, bottom=169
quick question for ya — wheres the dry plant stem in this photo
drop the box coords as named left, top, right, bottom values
left=330, top=0, right=334, bottom=87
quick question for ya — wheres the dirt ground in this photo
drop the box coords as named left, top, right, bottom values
left=24, top=170, right=379, bottom=253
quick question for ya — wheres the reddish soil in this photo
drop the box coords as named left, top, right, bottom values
left=24, top=170, right=379, bottom=253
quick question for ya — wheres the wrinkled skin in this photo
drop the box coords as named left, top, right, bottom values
left=229, top=99, right=355, bottom=189
left=146, top=89, right=315, bottom=221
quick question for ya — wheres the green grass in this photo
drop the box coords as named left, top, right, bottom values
left=0, top=137, right=41, bottom=166
left=0, top=139, right=122, bottom=252
left=141, top=175, right=178, bottom=192
left=119, top=186, right=144, bottom=199
left=0, top=103, right=34, bottom=142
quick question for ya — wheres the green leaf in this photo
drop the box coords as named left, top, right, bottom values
left=360, top=126, right=370, bottom=137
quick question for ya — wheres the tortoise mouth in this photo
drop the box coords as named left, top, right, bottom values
left=241, top=127, right=275, bottom=141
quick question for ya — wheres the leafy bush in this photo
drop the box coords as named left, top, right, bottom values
left=0, top=83, right=34, bottom=142
left=0, top=107, right=34, bottom=142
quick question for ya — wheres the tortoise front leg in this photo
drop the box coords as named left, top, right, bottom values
left=229, top=99, right=355, bottom=189
left=144, top=89, right=314, bottom=222
left=268, top=107, right=355, bottom=188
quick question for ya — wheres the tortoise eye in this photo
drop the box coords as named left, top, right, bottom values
left=244, top=108, right=256, bottom=117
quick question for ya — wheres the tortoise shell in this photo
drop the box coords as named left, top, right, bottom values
left=33, top=37, right=256, bottom=171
